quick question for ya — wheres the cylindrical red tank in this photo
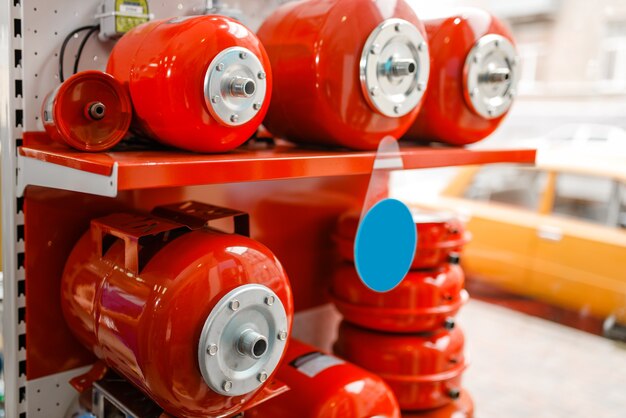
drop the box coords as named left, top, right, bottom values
left=331, top=262, right=468, bottom=332
left=402, top=389, right=474, bottom=417
left=335, top=210, right=469, bottom=269
left=107, top=15, right=271, bottom=152
left=42, top=70, right=132, bottom=151
left=257, top=0, right=430, bottom=150
left=61, top=212, right=293, bottom=418
left=403, top=7, right=519, bottom=145
left=246, top=339, right=401, bottom=418
left=335, top=322, right=467, bottom=411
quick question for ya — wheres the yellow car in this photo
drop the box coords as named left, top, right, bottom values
left=424, top=150, right=626, bottom=326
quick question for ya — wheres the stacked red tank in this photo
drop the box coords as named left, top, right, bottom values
left=331, top=210, right=474, bottom=417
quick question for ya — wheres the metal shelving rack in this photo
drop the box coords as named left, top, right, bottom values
left=0, top=1, right=536, bottom=417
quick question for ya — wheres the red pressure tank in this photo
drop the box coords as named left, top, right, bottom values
left=257, top=0, right=430, bottom=150
left=42, top=70, right=132, bottom=151
left=246, top=339, right=401, bottom=418
left=403, top=7, right=519, bottom=145
left=61, top=204, right=293, bottom=418
left=335, top=210, right=470, bottom=269
left=331, top=262, right=468, bottom=332
left=335, top=322, right=467, bottom=411
left=107, top=15, right=271, bottom=152
left=402, top=389, right=474, bottom=418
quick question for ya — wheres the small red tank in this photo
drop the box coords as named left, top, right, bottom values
left=246, top=339, right=401, bottom=418
left=107, top=15, right=271, bottom=152
left=335, top=210, right=469, bottom=269
left=402, top=389, right=474, bottom=417
left=331, top=262, right=468, bottom=332
left=335, top=322, right=467, bottom=411
left=257, top=0, right=430, bottom=150
left=403, top=7, right=519, bottom=145
left=42, top=70, right=131, bottom=151
left=61, top=203, right=293, bottom=418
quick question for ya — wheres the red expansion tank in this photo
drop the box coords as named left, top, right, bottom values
left=335, top=322, right=467, bottom=411
left=403, top=7, right=519, bottom=145
left=247, top=339, right=401, bottom=418
left=107, top=15, right=272, bottom=152
left=61, top=203, right=293, bottom=418
left=331, top=262, right=468, bottom=332
left=257, top=0, right=430, bottom=150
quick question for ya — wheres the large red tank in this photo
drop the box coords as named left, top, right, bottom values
left=257, top=0, right=430, bottom=150
left=42, top=71, right=132, bottom=151
left=61, top=204, right=293, bottom=418
left=335, top=210, right=470, bottom=269
left=107, top=15, right=271, bottom=152
left=403, top=7, right=519, bottom=145
left=246, top=339, right=401, bottom=418
left=335, top=322, right=467, bottom=411
left=331, top=262, right=468, bottom=332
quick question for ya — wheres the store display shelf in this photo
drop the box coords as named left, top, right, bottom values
left=17, top=134, right=536, bottom=197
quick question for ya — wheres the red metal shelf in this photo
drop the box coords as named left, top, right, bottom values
left=17, top=135, right=535, bottom=196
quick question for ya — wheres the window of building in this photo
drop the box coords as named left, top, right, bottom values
left=464, top=165, right=547, bottom=210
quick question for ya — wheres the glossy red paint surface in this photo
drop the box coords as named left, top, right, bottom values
left=257, top=0, right=426, bottom=150
left=335, top=210, right=470, bottom=269
left=331, top=263, right=468, bottom=332
left=402, top=389, right=473, bottom=418
left=42, top=71, right=131, bottom=151
left=404, top=8, right=515, bottom=145
left=107, top=16, right=271, bottom=152
left=247, top=339, right=401, bottom=418
left=61, top=212, right=293, bottom=418
left=19, top=133, right=537, bottom=189
left=335, top=322, right=467, bottom=411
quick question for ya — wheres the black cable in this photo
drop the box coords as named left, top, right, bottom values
left=73, top=25, right=100, bottom=75
left=58, top=25, right=97, bottom=82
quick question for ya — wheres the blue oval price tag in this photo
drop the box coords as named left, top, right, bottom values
left=354, top=198, right=417, bottom=292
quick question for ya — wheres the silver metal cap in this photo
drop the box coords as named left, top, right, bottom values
left=463, top=34, right=519, bottom=119
left=197, top=284, right=289, bottom=397
left=359, top=18, right=430, bottom=118
left=204, top=47, right=268, bottom=127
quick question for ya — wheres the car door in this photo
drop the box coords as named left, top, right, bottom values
left=529, top=172, right=626, bottom=322
left=440, top=165, right=548, bottom=295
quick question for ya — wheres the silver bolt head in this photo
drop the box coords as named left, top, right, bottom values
left=370, top=43, right=380, bottom=55
left=258, top=371, right=268, bottom=383
left=229, top=299, right=240, bottom=310
left=393, top=105, right=401, bottom=114
left=211, top=95, right=220, bottom=104
left=394, top=24, right=401, bottom=32
left=207, top=344, right=218, bottom=356
left=223, top=381, right=233, bottom=392
left=509, top=89, right=516, bottom=99
left=258, top=71, right=266, bottom=80
left=471, top=88, right=479, bottom=98
left=418, top=42, right=426, bottom=52
left=417, top=82, right=425, bottom=92
left=369, top=86, right=378, bottom=96
left=265, top=295, right=275, bottom=306
left=239, top=51, right=248, bottom=59
left=217, top=63, right=225, bottom=71
left=278, top=330, right=288, bottom=341
left=253, top=102, right=262, bottom=110
left=230, top=114, right=240, bottom=123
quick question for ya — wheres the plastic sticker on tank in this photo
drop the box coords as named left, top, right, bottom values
left=290, top=351, right=345, bottom=378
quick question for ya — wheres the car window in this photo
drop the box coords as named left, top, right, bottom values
left=551, top=173, right=618, bottom=226
left=463, top=165, right=546, bottom=211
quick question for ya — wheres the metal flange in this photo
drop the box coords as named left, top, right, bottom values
left=463, top=34, right=519, bottom=119
left=204, top=47, right=268, bottom=127
left=197, top=284, right=288, bottom=397
left=359, top=18, right=430, bottom=117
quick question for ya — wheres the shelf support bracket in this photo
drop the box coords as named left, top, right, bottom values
left=17, top=155, right=118, bottom=197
